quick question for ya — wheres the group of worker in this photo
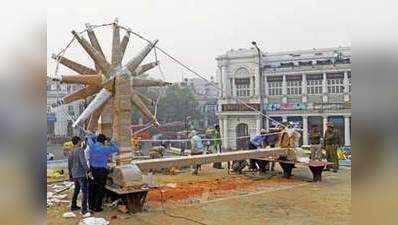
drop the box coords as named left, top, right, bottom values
left=190, top=125, right=222, bottom=175
left=309, top=122, right=341, bottom=172
left=192, top=121, right=341, bottom=174
left=66, top=133, right=119, bottom=217
left=246, top=121, right=341, bottom=173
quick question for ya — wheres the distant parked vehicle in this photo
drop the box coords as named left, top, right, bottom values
left=47, top=152, right=55, bottom=161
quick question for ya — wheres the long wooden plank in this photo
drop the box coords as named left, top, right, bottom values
left=52, top=54, right=96, bottom=75
left=60, top=74, right=102, bottom=86
left=72, top=30, right=111, bottom=75
left=86, top=23, right=106, bottom=74
left=111, top=20, right=122, bottom=66
left=133, top=148, right=288, bottom=172
left=63, top=85, right=98, bottom=104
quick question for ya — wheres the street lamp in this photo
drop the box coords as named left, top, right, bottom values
left=251, top=41, right=265, bottom=130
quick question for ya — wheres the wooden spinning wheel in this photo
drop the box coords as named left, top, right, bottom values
left=51, top=19, right=170, bottom=164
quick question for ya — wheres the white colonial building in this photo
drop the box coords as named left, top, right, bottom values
left=47, top=82, right=84, bottom=142
left=216, top=46, right=351, bottom=150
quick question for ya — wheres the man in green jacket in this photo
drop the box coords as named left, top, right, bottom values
left=212, top=125, right=223, bottom=169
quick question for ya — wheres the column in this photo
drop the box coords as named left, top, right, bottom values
left=217, top=66, right=223, bottom=98
left=222, top=65, right=230, bottom=98
left=343, top=71, right=350, bottom=102
left=323, top=116, right=328, bottom=135
left=265, top=118, right=270, bottom=132
left=256, top=115, right=261, bottom=130
left=344, top=115, right=351, bottom=146
left=223, top=117, right=229, bottom=149
left=302, top=73, right=307, bottom=103
left=250, top=76, right=256, bottom=96
left=231, top=78, right=236, bottom=97
left=303, top=116, right=308, bottom=146
left=282, top=75, right=287, bottom=103
left=322, top=72, right=328, bottom=103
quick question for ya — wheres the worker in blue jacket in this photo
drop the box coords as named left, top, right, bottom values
left=249, top=129, right=267, bottom=171
left=86, top=133, right=119, bottom=212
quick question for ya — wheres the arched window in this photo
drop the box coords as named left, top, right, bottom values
left=236, top=123, right=249, bottom=150
left=234, top=67, right=251, bottom=97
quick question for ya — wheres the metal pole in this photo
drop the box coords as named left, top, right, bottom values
left=251, top=41, right=265, bottom=129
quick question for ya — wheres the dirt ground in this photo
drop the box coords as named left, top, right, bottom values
left=47, top=164, right=351, bottom=225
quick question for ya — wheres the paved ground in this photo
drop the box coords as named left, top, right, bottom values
left=47, top=165, right=351, bottom=225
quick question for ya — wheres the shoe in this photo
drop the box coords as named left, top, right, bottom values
left=81, top=212, right=91, bottom=218
left=71, top=206, right=81, bottom=211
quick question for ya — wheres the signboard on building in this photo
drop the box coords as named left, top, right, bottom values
left=266, top=102, right=306, bottom=111
left=222, top=103, right=260, bottom=112
left=308, top=102, right=351, bottom=112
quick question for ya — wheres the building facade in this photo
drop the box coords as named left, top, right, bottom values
left=216, top=46, right=351, bottom=150
left=179, top=77, right=219, bottom=129
left=47, top=82, right=84, bottom=142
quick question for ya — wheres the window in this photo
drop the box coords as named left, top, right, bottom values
left=268, top=81, right=283, bottom=96
left=348, top=72, right=352, bottom=92
left=307, top=79, right=323, bottom=94
left=286, top=76, right=302, bottom=95
left=327, top=73, right=344, bottom=94
left=68, top=105, right=75, bottom=116
left=235, top=78, right=250, bottom=97
left=267, top=76, right=283, bottom=96
left=327, top=78, right=344, bottom=94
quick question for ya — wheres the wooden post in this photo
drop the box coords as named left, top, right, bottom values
left=113, top=75, right=133, bottom=165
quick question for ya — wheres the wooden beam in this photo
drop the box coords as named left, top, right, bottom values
left=86, top=101, right=106, bottom=131
left=59, top=74, right=102, bottom=86
left=126, top=40, right=158, bottom=74
left=119, top=30, right=130, bottom=61
left=52, top=54, right=96, bottom=75
left=130, top=90, right=156, bottom=121
left=134, top=61, right=158, bottom=76
left=133, top=148, right=288, bottom=172
left=71, top=30, right=111, bottom=75
left=111, top=19, right=122, bottom=66
left=131, top=78, right=171, bottom=88
left=63, top=85, right=98, bottom=104
left=85, top=23, right=106, bottom=74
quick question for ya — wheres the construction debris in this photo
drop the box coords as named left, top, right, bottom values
left=47, top=181, right=74, bottom=207
left=78, top=217, right=109, bottom=225
left=62, top=212, right=76, bottom=218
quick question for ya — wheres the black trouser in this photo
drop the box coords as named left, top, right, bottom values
left=72, top=177, right=89, bottom=213
left=248, top=142, right=259, bottom=170
left=213, top=144, right=223, bottom=169
left=89, top=167, right=108, bottom=211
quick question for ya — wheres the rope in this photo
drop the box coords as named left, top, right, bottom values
left=49, top=20, right=287, bottom=138
left=118, top=25, right=286, bottom=129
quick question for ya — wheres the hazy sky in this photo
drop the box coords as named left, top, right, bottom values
left=47, top=0, right=352, bottom=82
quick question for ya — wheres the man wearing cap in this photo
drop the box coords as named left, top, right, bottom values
left=309, top=125, right=322, bottom=160
left=324, top=123, right=340, bottom=172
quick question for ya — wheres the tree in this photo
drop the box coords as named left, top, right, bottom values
left=156, top=85, right=201, bottom=125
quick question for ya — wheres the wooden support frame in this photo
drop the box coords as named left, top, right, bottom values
left=133, top=148, right=288, bottom=172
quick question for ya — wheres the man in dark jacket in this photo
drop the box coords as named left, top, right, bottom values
left=68, top=136, right=90, bottom=216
